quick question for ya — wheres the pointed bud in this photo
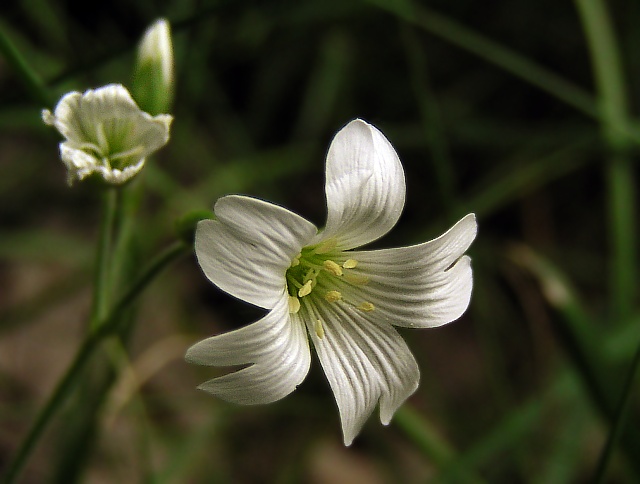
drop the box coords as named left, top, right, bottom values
left=133, top=18, right=174, bottom=115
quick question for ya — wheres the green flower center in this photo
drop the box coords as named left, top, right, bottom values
left=81, top=120, right=145, bottom=171
left=285, top=238, right=374, bottom=337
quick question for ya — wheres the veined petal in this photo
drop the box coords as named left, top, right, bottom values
left=195, top=195, right=318, bottom=309
left=301, top=297, right=419, bottom=445
left=185, top=295, right=311, bottom=405
left=344, top=214, right=477, bottom=328
left=59, top=144, right=100, bottom=182
left=320, top=119, right=405, bottom=250
left=44, top=84, right=171, bottom=152
left=43, top=84, right=172, bottom=185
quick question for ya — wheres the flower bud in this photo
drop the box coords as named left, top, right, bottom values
left=133, top=18, right=174, bottom=115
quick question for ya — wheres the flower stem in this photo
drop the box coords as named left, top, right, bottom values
left=574, top=0, right=637, bottom=323
left=90, top=188, right=119, bottom=330
left=1, top=241, right=188, bottom=484
left=593, top=337, right=640, bottom=483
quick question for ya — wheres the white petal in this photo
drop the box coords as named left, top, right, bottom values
left=46, top=84, right=171, bottom=162
left=320, top=119, right=406, bottom=250
left=59, top=143, right=145, bottom=185
left=301, top=297, right=419, bottom=445
left=59, top=143, right=98, bottom=173
left=185, top=295, right=311, bottom=405
left=344, top=214, right=477, bottom=328
left=195, top=195, right=318, bottom=309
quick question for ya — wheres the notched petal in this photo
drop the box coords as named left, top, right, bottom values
left=301, top=298, right=419, bottom=445
left=346, top=214, right=477, bottom=328
left=195, top=195, right=317, bottom=309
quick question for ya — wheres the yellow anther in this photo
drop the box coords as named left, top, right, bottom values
left=314, top=238, right=337, bottom=254
left=357, top=302, right=375, bottom=312
left=324, top=290, right=342, bottom=303
left=343, top=273, right=370, bottom=285
left=298, top=280, right=313, bottom=297
left=291, top=253, right=301, bottom=267
left=288, top=296, right=301, bottom=314
left=314, top=319, right=325, bottom=339
left=343, top=259, right=358, bottom=269
left=323, top=260, right=343, bottom=277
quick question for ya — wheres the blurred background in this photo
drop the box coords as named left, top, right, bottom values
left=1, top=0, right=639, bottom=482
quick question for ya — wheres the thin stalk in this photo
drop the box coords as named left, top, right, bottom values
left=574, top=0, right=637, bottom=322
left=0, top=25, right=51, bottom=106
left=593, top=337, right=640, bottom=483
left=1, top=241, right=188, bottom=484
left=90, top=188, right=119, bottom=329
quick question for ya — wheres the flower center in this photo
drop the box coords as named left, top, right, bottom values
left=285, top=238, right=375, bottom=329
left=81, top=120, right=145, bottom=171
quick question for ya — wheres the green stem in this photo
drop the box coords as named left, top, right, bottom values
left=1, top=241, right=188, bottom=484
left=574, top=0, right=637, bottom=322
left=90, top=188, right=119, bottom=329
left=0, top=25, right=51, bottom=106
left=594, top=337, right=640, bottom=483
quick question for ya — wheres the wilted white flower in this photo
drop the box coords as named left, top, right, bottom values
left=186, top=119, right=477, bottom=445
left=133, top=18, right=174, bottom=114
left=42, top=84, right=172, bottom=185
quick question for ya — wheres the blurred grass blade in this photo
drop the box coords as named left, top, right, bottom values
left=1, top=241, right=188, bottom=484
left=574, top=0, right=637, bottom=322
left=400, top=24, right=457, bottom=212
left=0, top=23, right=51, bottom=106
left=508, top=245, right=640, bottom=476
left=365, top=0, right=597, bottom=118
left=394, top=406, right=486, bottom=483
left=593, top=337, right=640, bottom=483
left=467, top=141, right=592, bottom=219
left=293, top=30, right=352, bottom=140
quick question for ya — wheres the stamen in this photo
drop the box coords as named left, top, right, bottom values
left=314, top=319, right=325, bottom=339
left=110, top=145, right=144, bottom=162
left=324, top=290, right=342, bottom=303
left=291, top=253, right=301, bottom=267
left=323, top=260, right=343, bottom=277
left=343, top=273, right=370, bottom=285
left=357, top=302, right=375, bottom=312
left=302, top=269, right=316, bottom=283
left=288, top=296, right=301, bottom=314
left=343, top=259, right=358, bottom=269
left=95, top=121, right=110, bottom=153
left=298, top=280, right=313, bottom=297
left=313, top=238, right=337, bottom=254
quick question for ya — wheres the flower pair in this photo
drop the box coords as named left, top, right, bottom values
left=42, top=19, right=174, bottom=186
left=43, top=77, right=476, bottom=444
left=187, top=119, right=477, bottom=445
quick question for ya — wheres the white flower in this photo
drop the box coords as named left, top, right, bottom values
left=186, top=119, right=477, bottom=445
left=42, top=84, right=172, bottom=185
